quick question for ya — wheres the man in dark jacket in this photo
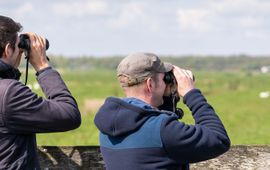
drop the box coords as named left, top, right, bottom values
left=0, top=15, right=81, bottom=169
left=95, top=52, right=230, bottom=170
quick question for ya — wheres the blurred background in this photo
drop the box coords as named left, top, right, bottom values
left=1, top=0, right=270, bottom=57
left=1, top=0, right=270, bottom=145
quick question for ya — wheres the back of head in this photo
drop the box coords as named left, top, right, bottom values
left=117, top=52, right=173, bottom=87
left=0, top=15, right=22, bottom=57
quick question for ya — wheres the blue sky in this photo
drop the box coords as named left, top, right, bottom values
left=1, top=0, right=270, bottom=57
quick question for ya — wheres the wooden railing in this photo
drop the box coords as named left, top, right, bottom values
left=38, top=145, right=270, bottom=170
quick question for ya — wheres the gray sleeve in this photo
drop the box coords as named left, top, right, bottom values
left=2, top=68, right=81, bottom=134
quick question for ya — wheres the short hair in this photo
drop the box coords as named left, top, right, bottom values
left=150, top=72, right=160, bottom=83
left=0, top=15, right=22, bottom=57
left=118, top=72, right=161, bottom=87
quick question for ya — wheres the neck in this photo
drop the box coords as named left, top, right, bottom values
left=125, top=91, right=155, bottom=108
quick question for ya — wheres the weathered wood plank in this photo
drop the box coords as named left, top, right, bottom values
left=38, top=145, right=270, bottom=169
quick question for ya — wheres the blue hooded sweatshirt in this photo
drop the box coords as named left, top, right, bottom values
left=94, top=89, right=230, bottom=170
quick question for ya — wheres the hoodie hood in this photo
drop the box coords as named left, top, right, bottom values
left=94, top=97, right=161, bottom=137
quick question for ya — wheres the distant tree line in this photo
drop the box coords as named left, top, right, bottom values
left=43, top=55, right=270, bottom=72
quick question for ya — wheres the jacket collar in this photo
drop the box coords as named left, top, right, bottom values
left=0, top=59, right=21, bottom=80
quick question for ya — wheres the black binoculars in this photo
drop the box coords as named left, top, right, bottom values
left=18, top=34, right=49, bottom=51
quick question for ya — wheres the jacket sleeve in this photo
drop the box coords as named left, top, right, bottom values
left=160, top=89, right=230, bottom=164
left=2, top=68, right=81, bottom=134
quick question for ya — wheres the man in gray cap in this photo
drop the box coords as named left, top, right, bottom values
left=95, top=52, right=230, bottom=170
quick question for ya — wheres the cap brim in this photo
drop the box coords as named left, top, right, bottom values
left=163, top=62, right=173, bottom=72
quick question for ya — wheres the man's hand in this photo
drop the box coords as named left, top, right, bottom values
left=25, top=32, right=49, bottom=72
left=172, top=66, right=195, bottom=97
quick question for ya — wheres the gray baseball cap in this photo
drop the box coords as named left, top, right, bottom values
left=117, top=52, right=173, bottom=87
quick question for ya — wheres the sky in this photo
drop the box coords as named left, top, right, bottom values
left=1, top=0, right=270, bottom=57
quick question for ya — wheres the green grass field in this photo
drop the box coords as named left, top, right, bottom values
left=24, top=69, right=270, bottom=145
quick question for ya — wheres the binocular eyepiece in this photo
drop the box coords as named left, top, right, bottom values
left=163, top=71, right=175, bottom=85
left=18, top=34, right=49, bottom=51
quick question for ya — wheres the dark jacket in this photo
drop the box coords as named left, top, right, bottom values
left=95, top=89, right=230, bottom=170
left=0, top=64, right=81, bottom=169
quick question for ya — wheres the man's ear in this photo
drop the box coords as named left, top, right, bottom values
left=146, top=78, right=153, bottom=93
left=2, top=43, right=12, bottom=59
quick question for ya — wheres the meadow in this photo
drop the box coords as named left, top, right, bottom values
left=24, top=68, right=270, bottom=146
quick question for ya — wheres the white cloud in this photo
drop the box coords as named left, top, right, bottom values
left=108, top=2, right=145, bottom=28
left=210, top=0, right=270, bottom=13
left=239, top=17, right=262, bottom=28
left=244, top=30, right=265, bottom=39
left=107, top=2, right=161, bottom=33
left=209, top=0, right=270, bottom=39
left=52, top=0, right=108, bottom=17
left=176, top=9, right=212, bottom=32
left=2, top=0, right=269, bottom=56
left=13, top=2, right=33, bottom=17
left=176, top=0, right=270, bottom=35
